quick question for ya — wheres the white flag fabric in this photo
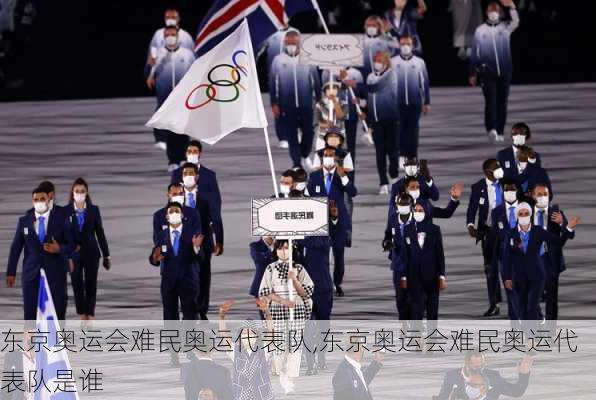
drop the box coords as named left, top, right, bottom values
left=35, top=269, right=80, bottom=400
left=146, top=19, right=267, bottom=145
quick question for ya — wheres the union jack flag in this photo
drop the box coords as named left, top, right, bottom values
left=194, top=0, right=316, bottom=56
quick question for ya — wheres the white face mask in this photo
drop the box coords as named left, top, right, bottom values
left=488, top=11, right=500, bottom=23
left=397, top=205, right=411, bottom=216
left=34, top=201, right=48, bottom=214
left=536, top=195, right=549, bottom=209
left=504, top=190, right=517, bottom=203
left=165, top=18, right=177, bottom=27
left=512, top=135, right=526, bottom=146
left=518, top=161, right=528, bottom=171
left=285, top=44, right=298, bottom=56
left=465, top=384, right=482, bottom=400
left=493, top=167, right=504, bottom=180
left=400, top=44, right=412, bottom=56
left=366, top=26, right=378, bottom=37
left=165, top=35, right=178, bottom=47
left=73, top=193, right=86, bottom=204
left=404, top=165, right=418, bottom=177
left=183, top=175, right=196, bottom=188
left=170, top=195, right=185, bottom=205
left=168, top=212, right=182, bottom=225
left=518, top=215, right=531, bottom=226
left=280, top=184, right=291, bottom=195
left=408, top=189, right=420, bottom=201
left=373, top=62, right=385, bottom=73
left=295, top=182, right=306, bottom=191
left=323, top=157, right=335, bottom=169
left=413, top=211, right=425, bottom=223
left=186, top=154, right=199, bottom=164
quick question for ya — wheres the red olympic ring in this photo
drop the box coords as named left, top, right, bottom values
left=185, top=84, right=217, bottom=110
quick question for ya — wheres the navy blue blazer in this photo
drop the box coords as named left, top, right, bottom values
left=387, top=217, right=413, bottom=278
left=466, top=178, right=503, bottom=234
left=171, top=164, right=222, bottom=211
left=515, top=163, right=552, bottom=199
left=332, top=359, right=382, bottom=400
left=153, top=205, right=201, bottom=246
left=249, top=239, right=273, bottom=297
left=150, top=224, right=203, bottom=289
left=497, top=146, right=542, bottom=177
left=7, top=208, right=74, bottom=282
left=404, top=222, right=445, bottom=288
left=65, top=203, right=109, bottom=261
left=303, top=236, right=333, bottom=294
left=307, top=169, right=357, bottom=237
left=502, top=224, right=573, bottom=283
left=538, top=205, right=569, bottom=273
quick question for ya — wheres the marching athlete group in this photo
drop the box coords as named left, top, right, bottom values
left=4, top=2, right=582, bottom=397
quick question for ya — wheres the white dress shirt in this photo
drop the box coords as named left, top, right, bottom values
left=344, top=355, right=368, bottom=390
left=34, top=209, right=50, bottom=236
left=534, top=206, right=548, bottom=229
left=169, top=224, right=200, bottom=254
left=184, top=187, right=198, bottom=206
left=325, top=167, right=350, bottom=187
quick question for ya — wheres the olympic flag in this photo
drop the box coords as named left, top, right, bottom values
left=146, top=19, right=267, bottom=145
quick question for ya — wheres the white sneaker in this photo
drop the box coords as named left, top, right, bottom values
left=496, top=133, right=505, bottom=142
left=488, top=129, right=499, bottom=142
left=302, top=157, right=314, bottom=172
left=278, top=140, right=289, bottom=149
left=167, top=163, right=178, bottom=173
left=379, top=184, right=389, bottom=195
left=154, top=142, right=167, bottom=151
left=398, top=156, right=406, bottom=171
left=362, top=131, right=374, bottom=145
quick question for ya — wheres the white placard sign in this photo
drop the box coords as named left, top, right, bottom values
left=299, top=34, right=364, bottom=67
left=251, top=197, right=329, bottom=237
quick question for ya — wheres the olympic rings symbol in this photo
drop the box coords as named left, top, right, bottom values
left=185, top=50, right=249, bottom=110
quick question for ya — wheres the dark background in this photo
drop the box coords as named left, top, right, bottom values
left=0, top=0, right=594, bottom=102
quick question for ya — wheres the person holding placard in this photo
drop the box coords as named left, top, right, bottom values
left=258, top=240, right=314, bottom=394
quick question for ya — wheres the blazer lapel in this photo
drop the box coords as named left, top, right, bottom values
left=26, top=213, right=39, bottom=243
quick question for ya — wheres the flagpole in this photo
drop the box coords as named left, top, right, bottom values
left=311, top=0, right=370, bottom=134
left=263, top=126, right=279, bottom=198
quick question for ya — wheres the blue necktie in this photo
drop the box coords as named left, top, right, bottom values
left=508, top=206, right=516, bottom=229
left=188, top=193, right=196, bottom=209
left=38, top=216, right=46, bottom=244
left=493, top=182, right=503, bottom=207
left=172, top=230, right=180, bottom=256
left=76, top=209, right=85, bottom=231
left=537, top=210, right=545, bottom=229
left=520, top=230, right=529, bottom=253
left=325, top=173, right=332, bottom=194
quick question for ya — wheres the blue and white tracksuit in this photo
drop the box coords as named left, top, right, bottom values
left=392, top=54, right=430, bottom=158
left=366, top=68, right=400, bottom=186
left=269, top=52, right=321, bottom=167
left=260, top=28, right=299, bottom=142
left=147, top=28, right=195, bottom=59
left=470, top=7, right=519, bottom=135
left=152, top=46, right=195, bottom=164
left=362, top=35, right=396, bottom=79
left=384, top=7, right=423, bottom=55
left=321, top=67, right=365, bottom=162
